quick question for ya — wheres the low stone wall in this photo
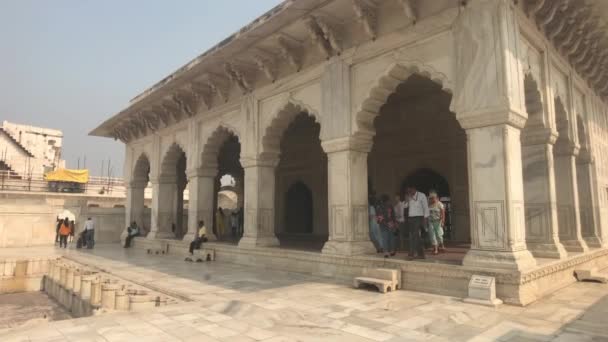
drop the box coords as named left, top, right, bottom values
left=42, top=259, right=179, bottom=318
left=0, top=257, right=54, bottom=294
left=130, top=237, right=608, bottom=306
left=0, top=191, right=135, bottom=247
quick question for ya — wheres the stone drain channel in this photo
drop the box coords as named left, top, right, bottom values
left=42, top=258, right=183, bottom=317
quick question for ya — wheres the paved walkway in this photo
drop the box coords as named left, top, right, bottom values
left=0, top=244, right=607, bottom=341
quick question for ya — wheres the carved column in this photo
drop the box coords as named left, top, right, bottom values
left=183, top=167, right=217, bottom=242
left=147, top=176, right=176, bottom=240
left=238, top=157, right=280, bottom=248
left=321, top=137, right=375, bottom=256
left=452, top=0, right=536, bottom=270
left=554, top=142, right=589, bottom=252
left=123, top=179, right=147, bottom=241
left=521, top=128, right=567, bottom=258
left=576, top=151, right=602, bottom=247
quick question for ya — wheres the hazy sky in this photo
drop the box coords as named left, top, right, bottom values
left=0, top=0, right=282, bottom=176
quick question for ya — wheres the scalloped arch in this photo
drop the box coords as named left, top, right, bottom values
left=261, top=96, right=321, bottom=155
left=523, top=72, right=544, bottom=121
left=355, top=61, right=453, bottom=138
left=160, top=142, right=187, bottom=176
left=131, top=151, right=152, bottom=179
left=200, top=123, right=241, bottom=169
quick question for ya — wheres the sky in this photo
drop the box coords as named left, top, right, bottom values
left=0, top=0, right=282, bottom=177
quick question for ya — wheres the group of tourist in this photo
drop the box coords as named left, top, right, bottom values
left=55, top=217, right=95, bottom=249
left=369, top=185, right=446, bottom=259
left=215, top=207, right=243, bottom=241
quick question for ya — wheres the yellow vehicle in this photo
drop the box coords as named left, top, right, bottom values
left=44, top=169, right=89, bottom=193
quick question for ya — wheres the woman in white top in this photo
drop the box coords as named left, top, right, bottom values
left=428, top=191, right=446, bottom=255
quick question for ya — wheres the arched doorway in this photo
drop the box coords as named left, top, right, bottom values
left=274, top=111, right=328, bottom=250
left=130, top=154, right=151, bottom=235
left=156, top=143, right=187, bottom=239
left=367, top=74, right=469, bottom=245
left=200, top=128, right=243, bottom=243
left=285, top=181, right=313, bottom=234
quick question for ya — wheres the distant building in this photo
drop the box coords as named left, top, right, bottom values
left=0, top=120, right=64, bottom=177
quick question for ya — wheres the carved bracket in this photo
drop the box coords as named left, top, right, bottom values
left=352, top=0, right=377, bottom=40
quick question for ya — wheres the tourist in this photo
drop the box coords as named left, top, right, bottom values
left=58, top=217, right=71, bottom=248
left=394, top=193, right=406, bottom=251
left=124, top=221, right=140, bottom=248
left=404, top=185, right=429, bottom=259
left=69, top=220, right=75, bottom=243
left=230, top=211, right=238, bottom=239
left=428, top=191, right=446, bottom=255
left=216, top=208, right=225, bottom=240
left=83, top=217, right=95, bottom=249
left=55, top=217, right=63, bottom=244
left=368, top=194, right=382, bottom=253
left=188, top=220, right=208, bottom=255
left=376, top=194, right=397, bottom=258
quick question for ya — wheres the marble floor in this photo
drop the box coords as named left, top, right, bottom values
left=0, top=244, right=607, bottom=341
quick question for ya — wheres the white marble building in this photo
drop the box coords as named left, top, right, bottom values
left=92, top=0, right=608, bottom=276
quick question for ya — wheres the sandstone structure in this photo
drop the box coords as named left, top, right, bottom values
left=91, top=0, right=608, bottom=303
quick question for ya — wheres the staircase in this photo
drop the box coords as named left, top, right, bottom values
left=0, top=161, right=21, bottom=179
left=0, top=127, right=35, bottom=158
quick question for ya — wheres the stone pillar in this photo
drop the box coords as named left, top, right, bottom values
left=321, top=137, right=375, bottom=256
left=462, top=123, right=536, bottom=270
left=183, top=168, right=217, bottom=242
left=80, top=275, right=94, bottom=300
left=238, top=157, right=280, bottom=248
left=147, top=177, right=176, bottom=240
left=577, top=151, right=603, bottom=247
left=101, top=282, right=120, bottom=310
left=554, top=143, right=589, bottom=252
left=90, top=277, right=102, bottom=306
left=521, top=129, right=567, bottom=258
left=123, top=180, right=147, bottom=240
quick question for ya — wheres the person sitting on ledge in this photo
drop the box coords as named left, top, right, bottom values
left=124, top=221, right=140, bottom=248
left=187, top=220, right=208, bottom=260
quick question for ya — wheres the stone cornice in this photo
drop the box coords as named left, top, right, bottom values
left=456, top=109, right=528, bottom=130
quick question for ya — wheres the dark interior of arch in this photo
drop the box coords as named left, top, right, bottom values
left=401, top=168, right=450, bottom=198
left=285, top=181, right=313, bottom=234
left=214, top=134, right=243, bottom=243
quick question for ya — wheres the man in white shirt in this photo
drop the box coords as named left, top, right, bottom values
left=393, top=193, right=407, bottom=251
left=83, top=217, right=95, bottom=249
left=404, top=185, right=429, bottom=259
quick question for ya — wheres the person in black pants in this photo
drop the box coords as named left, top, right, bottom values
left=124, top=221, right=140, bottom=248
left=188, top=221, right=208, bottom=255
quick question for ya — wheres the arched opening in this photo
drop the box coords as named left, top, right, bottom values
left=576, top=114, right=598, bottom=245
left=131, top=154, right=151, bottom=235
left=158, top=144, right=188, bottom=239
left=201, top=129, right=243, bottom=243
left=274, top=112, right=328, bottom=251
left=553, top=97, right=586, bottom=251
left=367, top=73, right=469, bottom=259
left=285, top=181, right=314, bottom=234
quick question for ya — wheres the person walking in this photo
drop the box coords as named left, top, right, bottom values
left=376, top=194, right=397, bottom=258
left=368, top=194, right=383, bottom=253
left=405, top=185, right=429, bottom=259
left=69, top=220, right=75, bottom=243
left=55, top=217, right=63, bottom=244
left=216, top=208, right=225, bottom=240
left=124, top=221, right=140, bottom=248
left=58, top=217, right=71, bottom=248
left=393, top=193, right=406, bottom=251
left=428, top=191, right=446, bottom=255
left=83, top=217, right=95, bottom=249
left=230, top=211, right=238, bottom=240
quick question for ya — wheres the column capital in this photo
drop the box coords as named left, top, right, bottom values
left=240, top=155, right=279, bottom=168
left=521, top=127, right=558, bottom=146
left=321, top=136, right=372, bottom=154
left=149, top=175, right=176, bottom=184
left=457, top=109, right=527, bottom=130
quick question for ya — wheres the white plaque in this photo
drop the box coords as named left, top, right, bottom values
left=464, top=275, right=502, bottom=307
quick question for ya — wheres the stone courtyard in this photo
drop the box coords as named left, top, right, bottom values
left=0, top=245, right=607, bottom=342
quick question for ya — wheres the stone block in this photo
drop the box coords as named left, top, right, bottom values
left=575, top=268, right=608, bottom=283
left=354, top=277, right=395, bottom=293
left=463, top=275, right=503, bottom=307
left=354, top=268, right=401, bottom=293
